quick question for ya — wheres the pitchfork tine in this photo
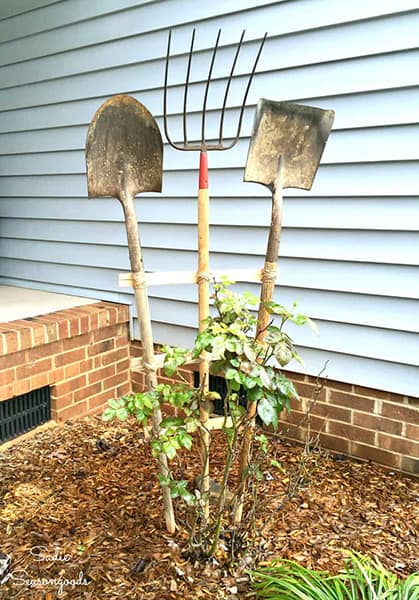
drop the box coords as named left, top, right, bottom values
left=183, top=29, right=196, bottom=146
left=201, top=29, right=221, bottom=147
left=223, top=32, right=268, bottom=151
left=163, top=30, right=176, bottom=150
left=218, top=30, right=245, bottom=145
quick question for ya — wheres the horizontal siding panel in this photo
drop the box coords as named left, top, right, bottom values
left=1, top=49, right=418, bottom=112
left=1, top=86, right=419, bottom=136
left=0, top=0, right=156, bottom=43
left=2, top=125, right=419, bottom=167
left=1, top=0, right=414, bottom=67
left=3, top=12, right=419, bottom=89
left=0, top=275, right=132, bottom=307
left=2, top=196, right=419, bottom=232
left=0, top=0, right=274, bottom=66
left=145, top=297, right=419, bottom=366
left=2, top=220, right=419, bottom=265
left=148, top=321, right=419, bottom=397
left=2, top=250, right=418, bottom=300
left=1, top=163, right=418, bottom=196
left=145, top=284, right=419, bottom=334
left=0, top=0, right=57, bottom=21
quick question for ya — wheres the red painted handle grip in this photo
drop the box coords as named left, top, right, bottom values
left=199, top=151, right=208, bottom=190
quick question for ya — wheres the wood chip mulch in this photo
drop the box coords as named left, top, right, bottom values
left=0, top=417, right=417, bottom=599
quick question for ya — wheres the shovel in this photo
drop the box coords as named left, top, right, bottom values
left=85, top=94, right=176, bottom=534
left=234, top=98, right=334, bottom=524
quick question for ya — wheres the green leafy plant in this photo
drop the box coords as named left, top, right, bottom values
left=103, top=282, right=316, bottom=558
left=250, top=551, right=419, bottom=599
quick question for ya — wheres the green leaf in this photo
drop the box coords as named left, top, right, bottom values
left=257, top=397, right=276, bottom=426
left=247, top=386, right=263, bottom=403
left=102, top=407, right=115, bottom=422
left=225, top=368, right=238, bottom=380
left=108, top=398, right=120, bottom=410
left=115, top=407, right=128, bottom=421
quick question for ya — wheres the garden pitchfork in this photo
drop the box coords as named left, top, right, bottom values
left=163, top=29, right=266, bottom=515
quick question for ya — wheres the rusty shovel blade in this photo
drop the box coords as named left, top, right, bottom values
left=244, top=98, right=335, bottom=190
left=86, top=94, right=162, bottom=200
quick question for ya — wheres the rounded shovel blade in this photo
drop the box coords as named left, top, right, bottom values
left=244, top=98, right=335, bottom=191
left=86, top=94, right=162, bottom=200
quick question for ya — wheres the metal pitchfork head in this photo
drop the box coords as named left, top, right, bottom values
left=163, top=29, right=267, bottom=151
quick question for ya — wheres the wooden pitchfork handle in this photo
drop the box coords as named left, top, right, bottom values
left=198, top=150, right=211, bottom=518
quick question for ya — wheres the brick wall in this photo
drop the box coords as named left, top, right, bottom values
left=280, top=372, right=418, bottom=475
left=130, top=342, right=418, bottom=476
left=0, top=302, right=131, bottom=423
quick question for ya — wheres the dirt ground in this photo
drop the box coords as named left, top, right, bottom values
left=0, top=416, right=417, bottom=599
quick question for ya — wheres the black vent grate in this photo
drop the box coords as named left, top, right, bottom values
left=193, top=373, right=246, bottom=415
left=0, top=387, right=51, bottom=443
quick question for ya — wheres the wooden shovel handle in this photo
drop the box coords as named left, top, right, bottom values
left=120, top=190, right=176, bottom=534
left=234, top=181, right=283, bottom=525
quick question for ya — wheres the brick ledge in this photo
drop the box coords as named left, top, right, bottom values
left=0, top=302, right=130, bottom=356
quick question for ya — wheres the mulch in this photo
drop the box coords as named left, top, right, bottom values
left=0, top=416, right=417, bottom=599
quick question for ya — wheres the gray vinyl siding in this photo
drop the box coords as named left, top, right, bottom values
left=0, top=0, right=418, bottom=396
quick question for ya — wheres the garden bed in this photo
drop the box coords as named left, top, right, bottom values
left=0, top=417, right=417, bottom=599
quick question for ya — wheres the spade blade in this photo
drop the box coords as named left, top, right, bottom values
left=86, top=94, right=162, bottom=200
left=244, top=98, right=335, bottom=191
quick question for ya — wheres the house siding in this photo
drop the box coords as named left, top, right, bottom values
left=0, top=0, right=418, bottom=396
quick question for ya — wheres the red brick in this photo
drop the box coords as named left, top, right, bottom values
left=50, top=367, right=65, bottom=383
left=329, top=390, right=375, bottom=412
left=13, top=378, right=32, bottom=397
left=53, top=374, right=87, bottom=396
left=319, top=433, right=350, bottom=454
left=328, top=421, right=376, bottom=446
left=115, top=332, right=129, bottom=348
left=324, top=378, right=352, bottom=392
left=0, top=384, right=14, bottom=401
left=5, top=321, right=34, bottom=350
left=88, top=389, right=116, bottom=411
left=116, top=358, right=130, bottom=374
left=0, top=334, right=5, bottom=355
left=62, top=333, right=90, bottom=351
left=378, top=433, right=419, bottom=457
left=93, top=323, right=120, bottom=342
left=102, top=372, right=129, bottom=391
left=0, top=349, right=27, bottom=369
left=406, top=423, right=419, bottom=440
left=29, top=373, right=50, bottom=390
left=401, top=456, right=419, bottom=475
left=56, top=400, right=88, bottom=422
left=312, top=401, right=351, bottom=423
left=79, top=358, right=93, bottom=373
left=351, top=442, right=401, bottom=469
left=380, top=401, right=419, bottom=424
left=16, top=357, right=52, bottom=380
left=101, top=347, right=129, bottom=366
left=88, top=339, right=115, bottom=356
left=64, top=362, right=81, bottom=379
left=30, top=317, right=60, bottom=344
left=88, top=365, right=115, bottom=384
left=352, top=412, right=403, bottom=436
left=51, top=392, right=73, bottom=408
left=55, top=347, right=86, bottom=367
left=353, top=385, right=390, bottom=400
left=32, top=324, right=48, bottom=346
left=116, top=382, right=131, bottom=397
left=29, top=340, right=62, bottom=360
left=0, top=368, right=15, bottom=386
left=74, top=382, right=102, bottom=402
left=3, top=331, right=19, bottom=354
left=283, top=370, right=306, bottom=383
left=295, top=381, right=326, bottom=402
